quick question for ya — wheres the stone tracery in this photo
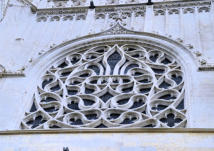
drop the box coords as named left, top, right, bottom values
left=21, top=44, right=186, bottom=129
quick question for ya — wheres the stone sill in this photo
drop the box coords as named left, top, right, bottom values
left=1, top=128, right=214, bottom=135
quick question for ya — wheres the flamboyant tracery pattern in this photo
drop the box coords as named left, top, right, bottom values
left=21, top=44, right=186, bottom=129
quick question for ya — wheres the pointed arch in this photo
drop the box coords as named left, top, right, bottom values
left=19, top=24, right=197, bottom=129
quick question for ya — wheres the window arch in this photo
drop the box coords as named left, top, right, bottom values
left=21, top=42, right=187, bottom=129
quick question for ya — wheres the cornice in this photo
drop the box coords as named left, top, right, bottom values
left=34, top=0, right=212, bottom=22
left=32, top=0, right=212, bottom=15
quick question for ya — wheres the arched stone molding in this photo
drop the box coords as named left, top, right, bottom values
left=17, top=23, right=200, bottom=129
left=31, top=23, right=199, bottom=71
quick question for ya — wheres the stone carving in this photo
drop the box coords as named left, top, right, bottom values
left=21, top=43, right=186, bottom=129
left=135, top=11, right=145, bottom=17
left=0, top=64, right=24, bottom=78
left=36, top=14, right=86, bottom=22
left=107, top=11, right=132, bottom=26
left=108, top=11, right=132, bottom=21
left=63, top=15, right=74, bottom=21
left=102, top=23, right=135, bottom=35
left=168, top=9, right=179, bottom=15
left=154, top=10, right=165, bottom=16
left=183, top=8, right=195, bottom=14
left=36, top=6, right=87, bottom=22
left=94, top=6, right=145, bottom=28
left=37, top=16, right=47, bottom=22
left=34, top=0, right=212, bottom=23
left=44, top=0, right=86, bottom=8
left=76, top=14, right=86, bottom=20
left=153, top=0, right=211, bottom=15
left=95, top=13, right=105, bottom=19
left=198, top=6, right=210, bottom=13
left=50, top=16, right=60, bottom=21
left=199, top=59, right=207, bottom=65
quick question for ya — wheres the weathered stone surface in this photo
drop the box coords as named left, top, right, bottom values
left=0, top=0, right=214, bottom=150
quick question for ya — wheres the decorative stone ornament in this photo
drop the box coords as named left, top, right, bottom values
left=0, top=64, right=25, bottom=78
left=21, top=41, right=186, bottom=129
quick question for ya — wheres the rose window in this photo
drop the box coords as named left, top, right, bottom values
left=21, top=44, right=186, bottom=129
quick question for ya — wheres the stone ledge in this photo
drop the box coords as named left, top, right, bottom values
left=198, top=65, right=214, bottom=71
left=1, top=128, right=214, bottom=135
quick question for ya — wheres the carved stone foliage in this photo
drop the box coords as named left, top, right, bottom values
left=94, top=6, right=145, bottom=28
left=21, top=43, right=186, bottom=129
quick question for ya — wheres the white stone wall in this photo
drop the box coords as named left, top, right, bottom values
left=0, top=0, right=214, bottom=130
left=1, top=131, right=214, bottom=151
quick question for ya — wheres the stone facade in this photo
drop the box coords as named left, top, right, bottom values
left=0, top=0, right=214, bottom=150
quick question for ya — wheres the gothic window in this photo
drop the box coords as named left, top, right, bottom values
left=21, top=44, right=186, bottom=129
